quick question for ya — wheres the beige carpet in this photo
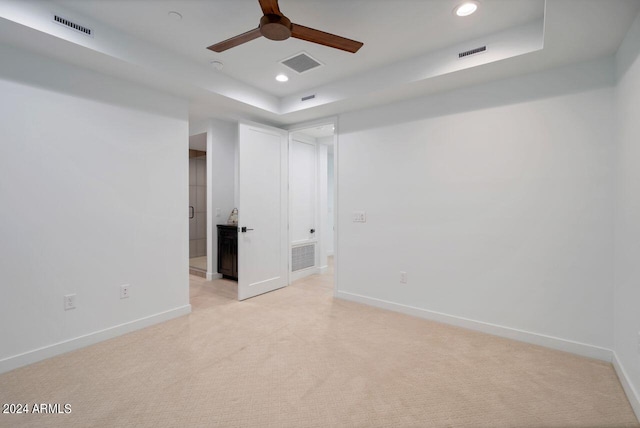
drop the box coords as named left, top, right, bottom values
left=0, top=264, right=638, bottom=428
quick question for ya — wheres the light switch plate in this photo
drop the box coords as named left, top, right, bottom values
left=353, top=211, right=366, bottom=222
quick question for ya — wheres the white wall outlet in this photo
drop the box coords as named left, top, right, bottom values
left=400, top=271, right=407, bottom=284
left=120, top=284, right=130, bottom=299
left=64, top=294, right=76, bottom=311
left=216, top=208, right=221, bottom=217
left=353, top=211, right=367, bottom=222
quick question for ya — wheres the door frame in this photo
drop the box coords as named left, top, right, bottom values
left=286, top=117, right=339, bottom=295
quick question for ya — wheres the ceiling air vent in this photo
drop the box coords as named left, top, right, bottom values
left=53, top=15, right=93, bottom=37
left=458, top=45, right=486, bottom=59
left=301, top=94, right=316, bottom=102
left=281, top=52, right=323, bottom=74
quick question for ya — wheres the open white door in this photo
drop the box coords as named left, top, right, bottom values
left=237, top=122, right=288, bottom=300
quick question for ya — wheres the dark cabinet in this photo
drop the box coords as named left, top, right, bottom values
left=217, top=225, right=238, bottom=280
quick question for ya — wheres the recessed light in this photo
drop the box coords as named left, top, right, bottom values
left=276, top=74, right=289, bottom=82
left=168, top=11, right=183, bottom=21
left=454, top=2, right=478, bottom=17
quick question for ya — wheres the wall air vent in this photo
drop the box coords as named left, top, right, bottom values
left=301, top=94, right=316, bottom=102
left=292, top=244, right=315, bottom=271
left=281, top=52, right=323, bottom=74
left=53, top=15, right=93, bottom=37
left=458, top=45, right=486, bottom=58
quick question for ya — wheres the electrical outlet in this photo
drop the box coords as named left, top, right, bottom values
left=216, top=208, right=221, bottom=217
left=353, top=211, right=367, bottom=223
left=64, top=294, right=76, bottom=311
left=120, top=284, right=130, bottom=299
left=400, top=271, right=407, bottom=284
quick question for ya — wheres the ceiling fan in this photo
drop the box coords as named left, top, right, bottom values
left=207, top=0, right=363, bottom=54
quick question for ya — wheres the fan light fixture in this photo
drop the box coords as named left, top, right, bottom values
left=206, top=0, right=363, bottom=53
left=454, top=2, right=479, bottom=17
left=276, top=74, right=289, bottom=82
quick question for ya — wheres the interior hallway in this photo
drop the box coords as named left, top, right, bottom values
left=0, top=260, right=637, bottom=428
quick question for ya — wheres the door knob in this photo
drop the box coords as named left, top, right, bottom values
left=241, top=227, right=254, bottom=233
left=310, top=229, right=315, bottom=234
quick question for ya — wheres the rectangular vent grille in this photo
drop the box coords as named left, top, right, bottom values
left=459, top=45, right=486, bottom=58
left=292, top=244, right=315, bottom=271
left=301, top=94, right=316, bottom=102
left=281, top=52, right=323, bottom=74
left=54, top=15, right=92, bottom=36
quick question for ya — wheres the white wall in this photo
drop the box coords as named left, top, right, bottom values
left=337, top=58, right=616, bottom=357
left=614, top=11, right=640, bottom=418
left=0, top=45, right=190, bottom=373
left=317, top=143, right=328, bottom=270
left=290, top=135, right=317, bottom=245
left=321, top=138, right=335, bottom=256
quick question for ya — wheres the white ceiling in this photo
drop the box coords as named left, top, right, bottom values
left=294, top=124, right=335, bottom=140
left=1, top=0, right=639, bottom=126
left=52, top=0, right=545, bottom=98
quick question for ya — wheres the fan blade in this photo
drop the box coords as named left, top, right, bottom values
left=259, top=0, right=281, bottom=16
left=207, top=27, right=262, bottom=52
left=291, top=24, right=363, bottom=53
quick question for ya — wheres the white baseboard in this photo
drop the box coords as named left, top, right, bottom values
left=291, top=267, right=321, bottom=282
left=207, top=272, right=222, bottom=280
left=0, top=305, right=191, bottom=375
left=336, top=291, right=613, bottom=362
left=613, top=352, right=640, bottom=422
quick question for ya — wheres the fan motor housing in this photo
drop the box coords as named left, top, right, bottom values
left=260, top=14, right=292, bottom=40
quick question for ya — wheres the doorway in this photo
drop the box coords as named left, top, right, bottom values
left=187, top=119, right=337, bottom=301
left=289, top=122, right=336, bottom=283
left=189, top=132, right=207, bottom=276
